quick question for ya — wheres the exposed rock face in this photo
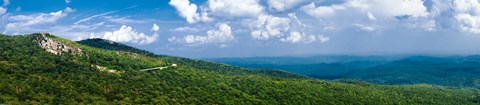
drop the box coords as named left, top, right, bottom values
left=35, top=33, right=83, bottom=55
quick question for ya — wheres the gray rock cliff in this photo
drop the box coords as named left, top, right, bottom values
left=35, top=33, right=83, bottom=55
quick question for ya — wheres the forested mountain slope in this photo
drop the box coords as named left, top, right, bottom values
left=77, top=38, right=156, bottom=56
left=77, top=38, right=307, bottom=78
left=0, top=33, right=479, bottom=104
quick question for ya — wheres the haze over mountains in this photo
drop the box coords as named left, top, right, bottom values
left=209, top=55, right=480, bottom=88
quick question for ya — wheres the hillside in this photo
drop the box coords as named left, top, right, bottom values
left=77, top=38, right=307, bottom=78
left=77, top=38, right=156, bottom=56
left=0, top=33, right=479, bottom=104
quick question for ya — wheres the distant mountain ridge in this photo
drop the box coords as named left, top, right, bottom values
left=345, top=55, right=480, bottom=87
left=209, top=55, right=480, bottom=88
left=207, top=55, right=404, bottom=65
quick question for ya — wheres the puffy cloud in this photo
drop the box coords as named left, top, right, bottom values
left=247, top=13, right=325, bottom=44
left=170, top=23, right=233, bottom=45
left=4, top=7, right=74, bottom=33
left=169, top=0, right=198, bottom=23
left=207, top=0, right=264, bottom=18
left=165, top=0, right=480, bottom=47
left=250, top=14, right=291, bottom=40
left=281, top=32, right=302, bottom=43
left=169, top=0, right=265, bottom=23
left=302, top=0, right=429, bottom=20
left=151, top=24, right=160, bottom=32
left=2, top=0, right=9, bottom=7
left=301, top=2, right=347, bottom=19
left=266, top=0, right=311, bottom=12
left=351, top=0, right=428, bottom=18
left=280, top=31, right=329, bottom=43
left=65, top=0, right=71, bottom=4
left=301, top=0, right=432, bottom=32
left=451, top=0, right=480, bottom=34
left=169, top=0, right=211, bottom=23
left=102, top=25, right=158, bottom=44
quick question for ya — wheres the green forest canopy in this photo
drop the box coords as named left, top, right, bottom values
left=0, top=33, right=479, bottom=104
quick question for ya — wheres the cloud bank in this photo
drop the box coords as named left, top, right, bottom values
left=167, top=0, right=480, bottom=48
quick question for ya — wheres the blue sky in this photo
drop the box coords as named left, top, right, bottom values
left=1, top=0, right=480, bottom=58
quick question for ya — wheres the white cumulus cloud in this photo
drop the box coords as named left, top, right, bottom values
left=301, top=2, right=346, bottom=19
left=302, top=0, right=429, bottom=20
left=207, top=0, right=264, bottom=18
left=246, top=13, right=325, bottom=44
left=169, top=0, right=265, bottom=23
left=170, top=23, right=233, bottom=45
left=280, top=31, right=329, bottom=44
left=152, top=23, right=160, bottom=32
left=452, top=0, right=480, bottom=34
left=101, top=25, right=158, bottom=44
left=301, top=0, right=431, bottom=31
left=250, top=14, right=291, bottom=40
left=169, top=0, right=211, bottom=23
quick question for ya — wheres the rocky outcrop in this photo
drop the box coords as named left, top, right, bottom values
left=35, top=33, right=83, bottom=55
